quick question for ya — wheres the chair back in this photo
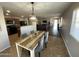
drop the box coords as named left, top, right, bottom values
left=44, top=32, right=49, bottom=43
left=38, top=35, right=44, bottom=50
left=21, top=33, right=28, bottom=39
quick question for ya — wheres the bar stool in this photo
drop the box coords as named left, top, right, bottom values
left=35, top=35, right=44, bottom=57
left=44, top=32, right=49, bottom=48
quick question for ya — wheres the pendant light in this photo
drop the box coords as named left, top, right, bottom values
left=29, top=2, right=37, bottom=21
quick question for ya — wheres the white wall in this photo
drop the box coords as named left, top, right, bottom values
left=61, top=3, right=79, bottom=57
left=0, top=6, right=10, bottom=52
left=20, top=25, right=36, bottom=36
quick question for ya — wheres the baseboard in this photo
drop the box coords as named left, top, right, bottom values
left=0, top=45, right=10, bottom=53
left=60, top=33, right=72, bottom=57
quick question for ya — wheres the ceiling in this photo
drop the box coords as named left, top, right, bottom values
left=0, top=2, right=72, bottom=18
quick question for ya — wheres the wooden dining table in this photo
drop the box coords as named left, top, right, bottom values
left=15, top=31, right=45, bottom=57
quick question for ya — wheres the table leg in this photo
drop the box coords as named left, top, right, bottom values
left=30, top=50, right=35, bottom=57
left=16, top=43, right=22, bottom=57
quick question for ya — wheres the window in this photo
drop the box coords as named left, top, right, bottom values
left=70, top=8, right=79, bottom=41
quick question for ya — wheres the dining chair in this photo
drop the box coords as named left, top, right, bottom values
left=21, top=33, right=28, bottom=39
left=44, top=32, right=49, bottom=48
left=35, top=35, right=44, bottom=57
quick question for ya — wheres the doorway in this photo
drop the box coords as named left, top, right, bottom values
left=49, top=18, right=59, bottom=36
left=5, top=18, right=20, bottom=46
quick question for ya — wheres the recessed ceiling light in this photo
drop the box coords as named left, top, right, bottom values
left=5, top=13, right=9, bottom=15
left=6, top=10, right=11, bottom=13
left=21, top=16, right=24, bottom=18
left=53, top=16, right=59, bottom=18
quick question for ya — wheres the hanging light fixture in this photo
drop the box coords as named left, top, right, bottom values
left=29, top=2, right=37, bottom=21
